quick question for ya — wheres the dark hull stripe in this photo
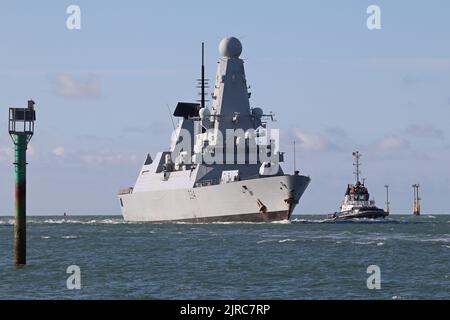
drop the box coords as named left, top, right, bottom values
left=137, top=210, right=290, bottom=223
left=332, top=211, right=389, bottom=220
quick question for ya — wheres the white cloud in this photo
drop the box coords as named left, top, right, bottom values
left=52, top=147, right=65, bottom=157
left=292, top=129, right=330, bottom=151
left=375, top=136, right=409, bottom=151
left=0, top=144, right=35, bottom=161
left=281, top=128, right=347, bottom=152
left=78, top=151, right=137, bottom=166
left=52, top=73, right=101, bottom=98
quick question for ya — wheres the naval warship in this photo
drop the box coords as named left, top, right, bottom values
left=328, top=151, right=388, bottom=220
left=118, top=37, right=310, bottom=222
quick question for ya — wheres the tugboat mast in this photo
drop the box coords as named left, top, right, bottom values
left=384, top=184, right=390, bottom=213
left=352, top=151, right=361, bottom=183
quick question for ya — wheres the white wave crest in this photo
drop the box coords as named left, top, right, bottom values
left=420, top=237, right=450, bottom=243
left=27, top=218, right=129, bottom=225
left=278, top=238, right=296, bottom=243
left=0, top=219, right=15, bottom=225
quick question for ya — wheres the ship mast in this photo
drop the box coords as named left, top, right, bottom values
left=197, top=42, right=208, bottom=109
left=384, top=184, right=390, bottom=213
left=293, top=140, right=297, bottom=173
left=352, top=151, right=361, bottom=183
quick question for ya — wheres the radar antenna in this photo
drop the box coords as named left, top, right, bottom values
left=352, top=151, right=361, bottom=183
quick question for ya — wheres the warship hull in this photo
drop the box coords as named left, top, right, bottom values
left=119, top=175, right=310, bottom=222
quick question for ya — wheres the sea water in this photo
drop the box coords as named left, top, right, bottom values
left=0, top=215, right=449, bottom=299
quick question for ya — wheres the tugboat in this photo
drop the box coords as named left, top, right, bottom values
left=328, top=151, right=388, bottom=220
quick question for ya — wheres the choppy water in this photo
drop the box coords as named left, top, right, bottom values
left=0, top=215, right=449, bottom=299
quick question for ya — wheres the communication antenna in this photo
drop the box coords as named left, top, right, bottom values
left=352, top=151, right=361, bottom=183
left=293, top=140, right=297, bottom=173
left=166, top=104, right=176, bottom=131
left=384, top=185, right=390, bottom=214
left=196, top=42, right=209, bottom=109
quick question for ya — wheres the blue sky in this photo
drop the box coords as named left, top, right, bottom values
left=0, top=0, right=449, bottom=215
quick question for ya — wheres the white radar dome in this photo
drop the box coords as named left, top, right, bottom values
left=219, top=36, right=242, bottom=58
left=199, top=107, right=211, bottom=120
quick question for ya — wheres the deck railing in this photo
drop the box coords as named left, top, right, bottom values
left=118, top=187, right=133, bottom=195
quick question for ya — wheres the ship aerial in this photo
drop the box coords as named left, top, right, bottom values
left=118, top=36, right=311, bottom=222
left=328, top=151, right=388, bottom=221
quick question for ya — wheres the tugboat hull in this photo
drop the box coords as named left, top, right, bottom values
left=329, top=208, right=388, bottom=221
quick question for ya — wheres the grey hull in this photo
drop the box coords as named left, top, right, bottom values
left=145, top=210, right=289, bottom=223
left=119, top=174, right=310, bottom=222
